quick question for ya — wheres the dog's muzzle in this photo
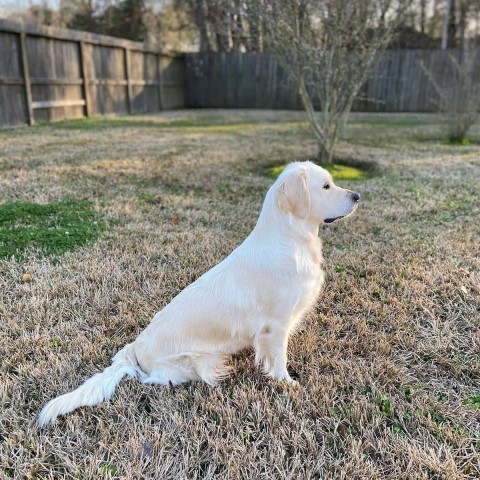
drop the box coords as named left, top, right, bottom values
left=324, top=192, right=360, bottom=224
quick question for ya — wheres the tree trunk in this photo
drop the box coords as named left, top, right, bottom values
left=448, top=129, right=466, bottom=143
left=296, top=77, right=332, bottom=164
left=420, top=0, right=426, bottom=33
left=458, top=1, right=468, bottom=51
left=195, top=0, right=211, bottom=51
left=441, top=0, right=452, bottom=49
left=249, top=8, right=261, bottom=51
left=317, top=143, right=334, bottom=164
left=231, top=0, right=243, bottom=52
left=448, top=0, right=457, bottom=48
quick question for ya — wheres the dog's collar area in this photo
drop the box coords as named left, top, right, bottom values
left=324, top=216, right=344, bottom=224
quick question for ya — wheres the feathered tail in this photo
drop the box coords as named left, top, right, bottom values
left=37, top=343, right=139, bottom=428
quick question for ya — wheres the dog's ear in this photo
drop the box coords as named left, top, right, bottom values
left=277, top=168, right=311, bottom=219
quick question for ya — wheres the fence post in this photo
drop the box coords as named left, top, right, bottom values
left=79, top=41, right=92, bottom=117
left=19, top=32, right=34, bottom=125
left=157, top=53, right=164, bottom=111
left=124, top=47, right=132, bottom=113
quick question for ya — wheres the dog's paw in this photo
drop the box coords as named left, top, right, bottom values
left=268, top=371, right=299, bottom=386
left=284, top=375, right=300, bottom=387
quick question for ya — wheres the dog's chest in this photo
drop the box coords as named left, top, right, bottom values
left=292, top=241, right=324, bottom=308
left=296, top=261, right=324, bottom=300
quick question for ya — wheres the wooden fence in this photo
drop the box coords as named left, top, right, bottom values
left=0, top=20, right=185, bottom=127
left=2, top=21, right=478, bottom=127
left=185, top=49, right=480, bottom=112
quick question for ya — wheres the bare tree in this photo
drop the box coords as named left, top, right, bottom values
left=253, top=0, right=410, bottom=163
left=421, top=49, right=480, bottom=143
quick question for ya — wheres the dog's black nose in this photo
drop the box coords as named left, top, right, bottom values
left=351, top=192, right=360, bottom=203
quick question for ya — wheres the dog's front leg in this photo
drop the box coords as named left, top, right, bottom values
left=254, top=325, right=296, bottom=384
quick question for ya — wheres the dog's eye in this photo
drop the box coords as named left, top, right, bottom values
left=323, top=183, right=330, bottom=190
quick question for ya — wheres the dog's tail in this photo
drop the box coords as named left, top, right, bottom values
left=37, top=343, right=139, bottom=428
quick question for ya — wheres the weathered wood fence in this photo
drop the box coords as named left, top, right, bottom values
left=186, top=49, right=480, bottom=112
left=2, top=20, right=479, bottom=127
left=0, top=20, right=185, bottom=127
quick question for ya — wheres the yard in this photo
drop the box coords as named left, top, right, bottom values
left=1, top=110, right=479, bottom=479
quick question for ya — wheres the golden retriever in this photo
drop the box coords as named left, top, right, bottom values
left=38, top=160, right=360, bottom=427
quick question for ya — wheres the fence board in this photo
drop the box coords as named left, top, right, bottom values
left=130, top=51, right=159, bottom=113
left=19, top=33, right=33, bottom=124
left=0, top=31, right=26, bottom=126
left=161, top=56, right=185, bottom=110
left=79, top=41, right=91, bottom=116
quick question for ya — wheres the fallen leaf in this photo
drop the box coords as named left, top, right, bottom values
left=21, top=273, right=32, bottom=283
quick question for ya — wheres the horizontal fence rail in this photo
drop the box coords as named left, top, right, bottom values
left=185, top=50, right=480, bottom=112
left=0, top=19, right=185, bottom=127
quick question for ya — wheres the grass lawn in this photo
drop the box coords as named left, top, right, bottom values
left=0, top=110, right=479, bottom=479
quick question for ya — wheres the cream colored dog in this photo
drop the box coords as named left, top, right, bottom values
left=38, top=160, right=360, bottom=427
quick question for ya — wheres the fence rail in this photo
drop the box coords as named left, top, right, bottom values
left=185, top=49, right=480, bottom=112
left=0, top=19, right=185, bottom=127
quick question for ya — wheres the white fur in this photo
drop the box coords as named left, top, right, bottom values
left=38, top=161, right=359, bottom=427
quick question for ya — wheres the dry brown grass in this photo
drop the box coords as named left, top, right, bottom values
left=1, top=110, right=479, bottom=479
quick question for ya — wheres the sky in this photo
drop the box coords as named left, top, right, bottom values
left=0, top=0, right=169, bottom=17
left=0, top=0, right=59, bottom=16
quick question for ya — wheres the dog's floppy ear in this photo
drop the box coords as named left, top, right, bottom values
left=277, top=167, right=311, bottom=219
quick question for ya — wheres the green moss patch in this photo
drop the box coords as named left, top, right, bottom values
left=266, top=162, right=367, bottom=181
left=321, top=163, right=367, bottom=180
left=357, top=116, right=427, bottom=128
left=0, top=199, right=104, bottom=259
left=465, top=394, right=480, bottom=409
left=447, top=137, right=471, bottom=146
left=266, top=164, right=289, bottom=179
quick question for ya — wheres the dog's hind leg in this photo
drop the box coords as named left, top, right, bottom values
left=141, top=356, right=201, bottom=385
left=192, top=353, right=230, bottom=386
left=141, top=354, right=228, bottom=386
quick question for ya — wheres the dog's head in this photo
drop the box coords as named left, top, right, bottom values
left=277, top=161, right=360, bottom=225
